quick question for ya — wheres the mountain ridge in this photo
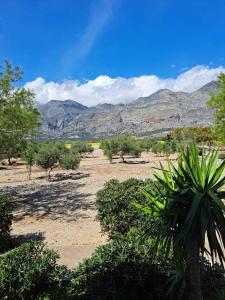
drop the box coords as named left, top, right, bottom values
left=38, top=80, right=219, bottom=139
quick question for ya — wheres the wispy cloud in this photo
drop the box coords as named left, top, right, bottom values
left=61, top=0, right=119, bottom=74
left=25, top=65, right=225, bottom=106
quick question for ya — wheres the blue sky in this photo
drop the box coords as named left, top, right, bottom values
left=0, top=0, right=225, bottom=105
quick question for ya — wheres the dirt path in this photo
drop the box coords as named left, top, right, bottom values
left=0, top=149, right=173, bottom=268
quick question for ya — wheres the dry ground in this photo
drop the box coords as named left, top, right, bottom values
left=0, top=148, right=176, bottom=268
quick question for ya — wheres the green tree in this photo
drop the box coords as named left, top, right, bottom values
left=59, top=153, right=80, bottom=170
left=22, top=142, right=38, bottom=179
left=208, top=73, right=225, bottom=142
left=35, top=144, right=60, bottom=180
left=100, top=135, right=143, bottom=163
left=71, top=141, right=94, bottom=157
left=139, top=144, right=225, bottom=300
left=0, top=61, right=40, bottom=164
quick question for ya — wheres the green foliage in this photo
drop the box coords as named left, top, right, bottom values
left=169, top=127, right=214, bottom=144
left=59, top=153, right=80, bottom=170
left=140, top=144, right=225, bottom=298
left=71, top=141, right=94, bottom=156
left=0, top=242, right=69, bottom=300
left=0, top=195, right=13, bottom=252
left=218, top=152, right=225, bottom=160
left=35, top=144, right=60, bottom=179
left=151, top=139, right=177, bottom=156
left=96, top=178, right=160, bottom=238
left=208, top=73, right=225, bottom=142
left=22, top=141, right=38, bottom=179
left=138, top=138, right=152, bottom=152
left=70, top=239, right=169, bottom=300
left=100, top=135, right=144, bottom=163
left=0, top=61, right=40, bottom=164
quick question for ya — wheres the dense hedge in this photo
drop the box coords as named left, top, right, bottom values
left=70, top=239, right=169, bottom=300
left=0, top=195, right=13, bottom=252
left=96, top=178, right=160, bottom=237
left=0, top=242, right=71, bottom=299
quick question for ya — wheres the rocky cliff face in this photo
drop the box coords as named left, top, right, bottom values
left=38, top=81, right=219, bottom=139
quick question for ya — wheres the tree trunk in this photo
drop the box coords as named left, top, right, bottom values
left=28, top=166, right=31, bottom=180
left=8, top=157, right=11, bottom=165
left=186, top=236, right=202, bottom=300
left=48, top=169, right=52, bottom=181
left=119, top=152, right=125, bottom=163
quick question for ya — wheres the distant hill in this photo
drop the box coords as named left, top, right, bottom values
left=38, top=81, right=220, bottom=139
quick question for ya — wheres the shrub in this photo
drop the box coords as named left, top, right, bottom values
left=59, top=153, right=80, bottom=170
left=0, top=195, right=13, bottom=252
left=0, top=242, right=71, bottom=299
left=70, top=239, right=169, bottom=300
left=35, top=144, right=60, bottom=180
left=96, top=178, right=160, bottom=237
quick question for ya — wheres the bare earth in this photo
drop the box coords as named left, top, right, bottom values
left=0, top=148, right=175, bottom=268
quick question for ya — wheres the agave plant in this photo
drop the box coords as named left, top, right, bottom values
left=141, top=144, right=225, bottom=300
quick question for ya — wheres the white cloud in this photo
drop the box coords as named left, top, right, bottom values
left=25, top=65, right=225, bottom=107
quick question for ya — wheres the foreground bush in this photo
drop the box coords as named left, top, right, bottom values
left=0, top=195, right=13, bottom=252
left=0, top=242, right=70, bottom=299
left=70, top=239, right=168, bottom=300
left=96, top=178, right=160, bottom=237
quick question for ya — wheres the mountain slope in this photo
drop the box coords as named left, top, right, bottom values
left=39, top=100, right=88, bottom=130
left=38, top=81, right=219, bottom=139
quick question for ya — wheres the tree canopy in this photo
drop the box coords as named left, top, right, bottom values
left=208, top=73, right=225, bottom=142
left=0, top=61, right=40, bottom=164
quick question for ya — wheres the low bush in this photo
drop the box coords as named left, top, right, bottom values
left=0, top=195, right=13, bottom=252
left=70, top=239, right=169, bottom=300
left=0, top=241, right=71, bottom=299
left=96, top=178, right=161, bottom=238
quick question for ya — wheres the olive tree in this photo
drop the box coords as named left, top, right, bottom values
left=35, top=145, right=60, bottom=180
left=22, top=142, right=38, bottom=179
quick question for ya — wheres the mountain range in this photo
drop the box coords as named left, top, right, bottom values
left=38, top=81, right=219, bottom=140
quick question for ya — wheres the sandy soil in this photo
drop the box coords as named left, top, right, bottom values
left=0, top=148, right=175, bottom=268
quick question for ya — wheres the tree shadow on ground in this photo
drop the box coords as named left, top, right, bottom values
left=124, top=160, right=150, bottom=164
left=12, top=232, right=45, bottom=245
left=2, top=172, right=94, bottom=222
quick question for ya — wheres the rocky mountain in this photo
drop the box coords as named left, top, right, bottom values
left=38, top=81, right=220, bottom=139
left=39, top=100, right=87, bottom=131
